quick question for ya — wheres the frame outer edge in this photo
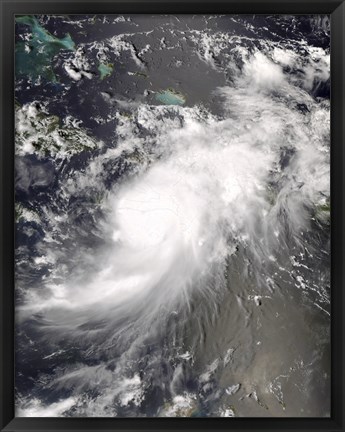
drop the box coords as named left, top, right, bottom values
left=331, top=2, right=345, bottom=430
left=1, top=1, right=344, bottom=431
left=1, top=0, right=16, bottom=430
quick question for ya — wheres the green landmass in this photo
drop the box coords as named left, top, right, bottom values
left=15, top=104, right=100, bottom=158
left=318, top=203, right=330, bottom=212
left=315, top=200, right=330, bottom=223
left=15, top=202, right=40, bottom=224
left=133, top=71, right=148, bottom=78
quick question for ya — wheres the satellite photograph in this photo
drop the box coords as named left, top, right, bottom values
left=15, top=14, right=330, bottom=417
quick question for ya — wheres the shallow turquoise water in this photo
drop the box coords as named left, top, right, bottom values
left=98, top=63, right=113, bottom=80
left=155, top=89, right=186, bottom=106
left=16, top=15, right=75, bottom=82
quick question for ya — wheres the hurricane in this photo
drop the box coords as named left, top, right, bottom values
left=15, top=14, right=330, bottom=417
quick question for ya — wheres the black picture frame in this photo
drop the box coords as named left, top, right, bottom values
left=1, top=0, right=344, bottom=431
